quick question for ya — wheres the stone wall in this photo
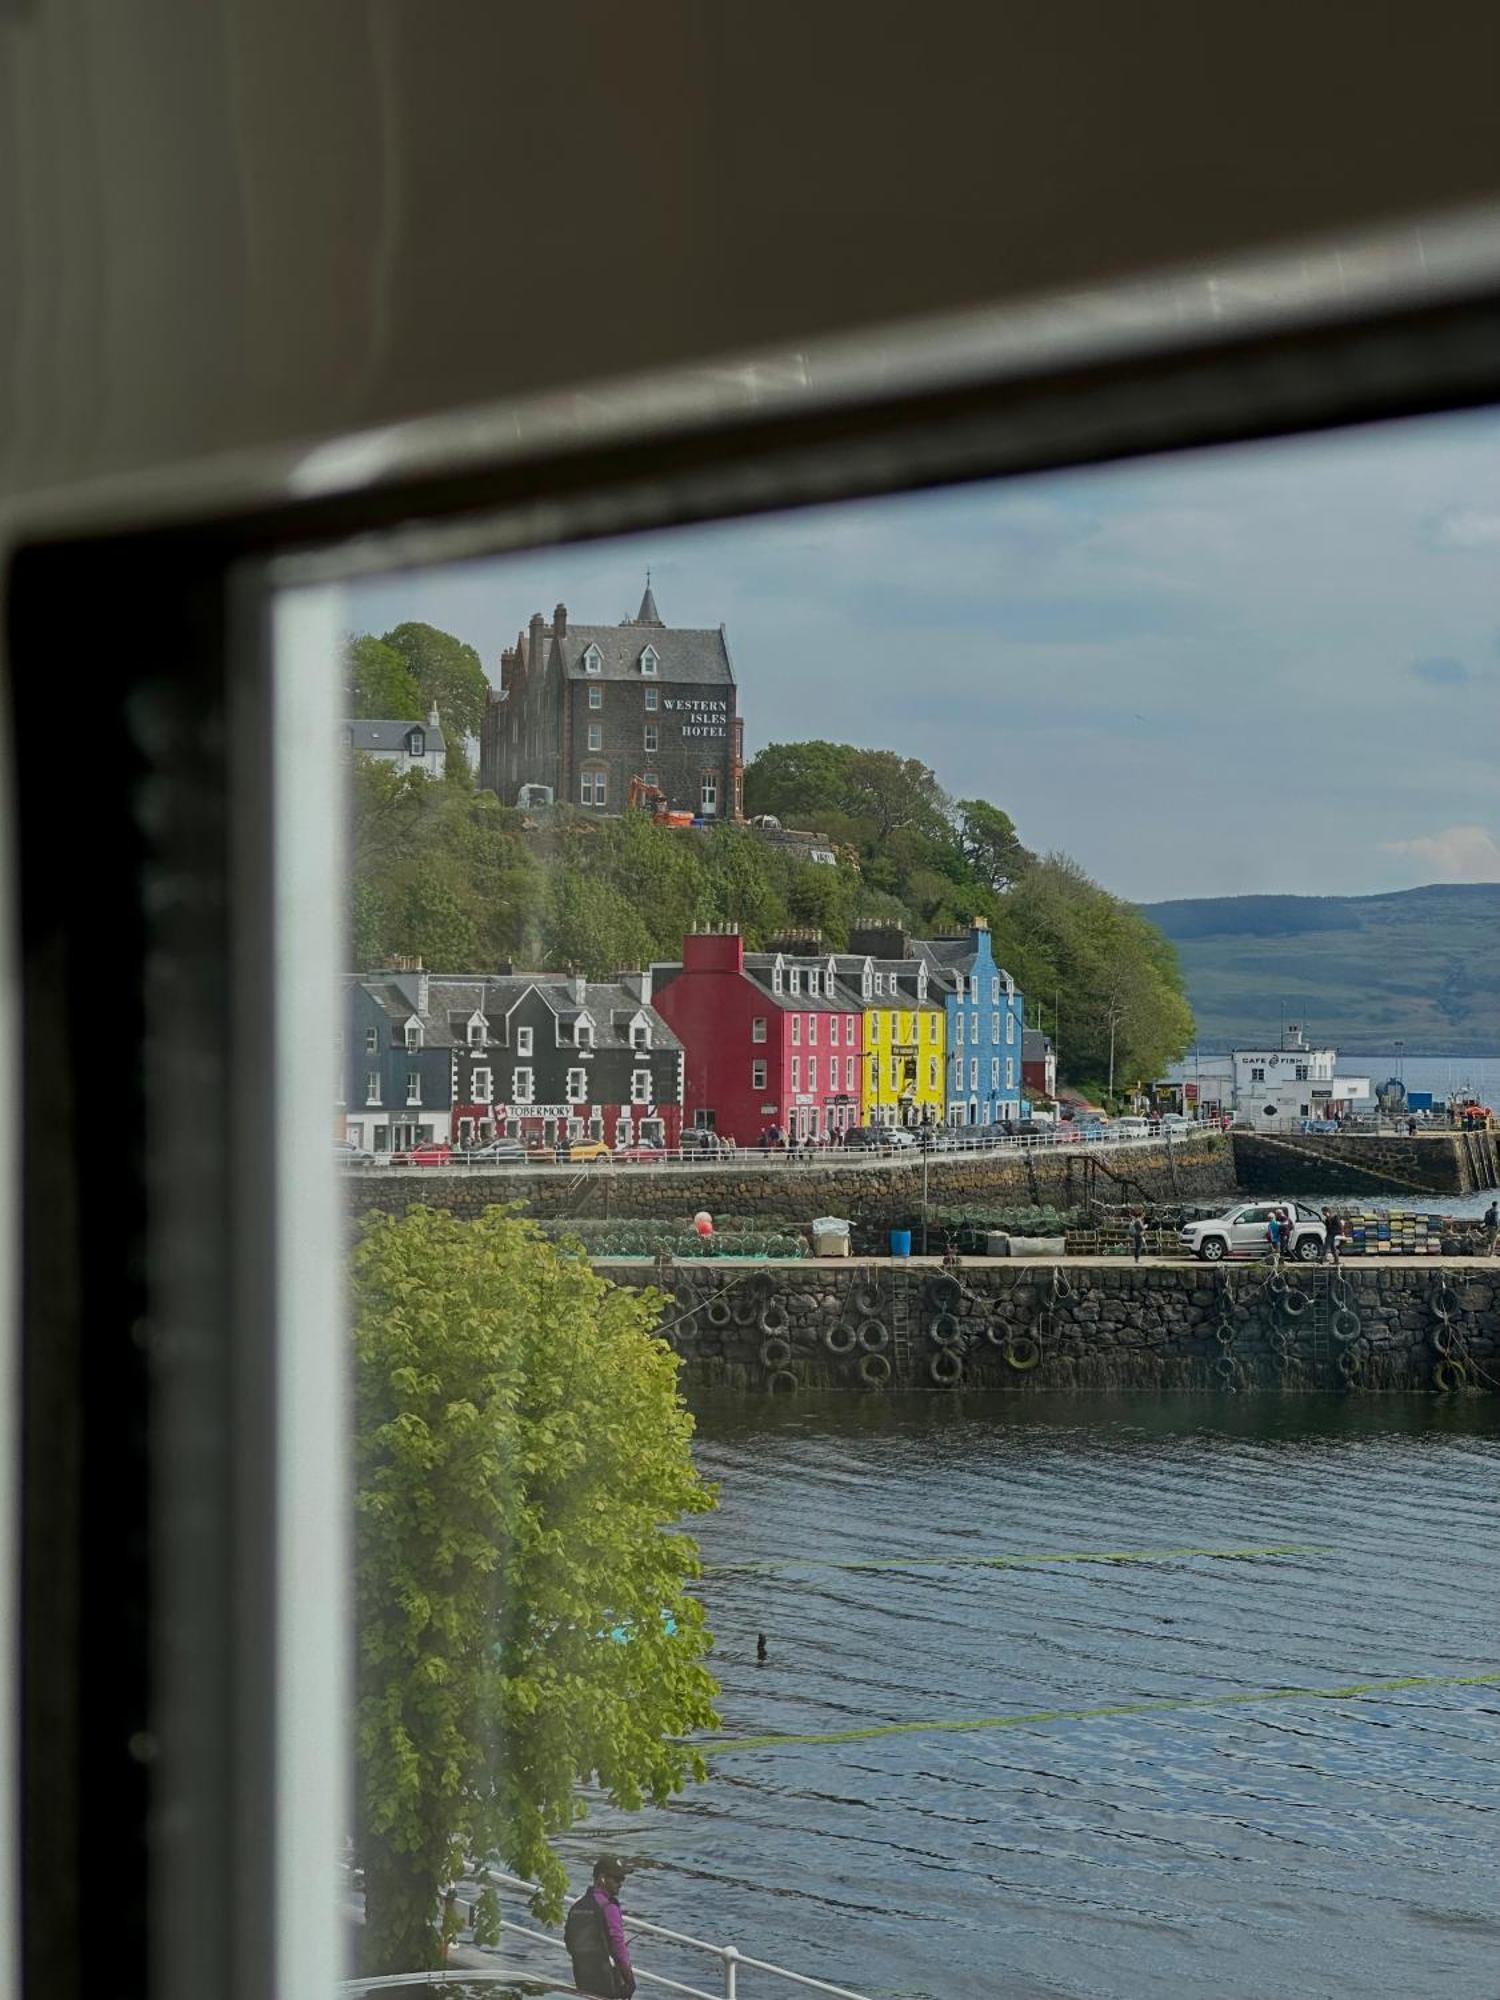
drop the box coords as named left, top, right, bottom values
left=597, top=1258, right=1499, bottom=1397
left=348, top=1133, right=1237, bottom=1233
left=1233, top=1129, right=1500, bottom=1197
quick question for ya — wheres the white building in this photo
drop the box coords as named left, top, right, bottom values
left=1170, top=1027, right=1370, bottom=1127
left=346, top=706, right=447, bottom=777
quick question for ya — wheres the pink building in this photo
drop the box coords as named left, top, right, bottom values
left=650, top=930, right=864, bottom=1144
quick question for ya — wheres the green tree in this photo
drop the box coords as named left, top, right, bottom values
left=353, top=1208, right=719, bottom=1973
left=382, top=622, right=491, bottom=743
left=956, top=799, right=1033, bottom=896
left=346, top=634, right=424, bottom=720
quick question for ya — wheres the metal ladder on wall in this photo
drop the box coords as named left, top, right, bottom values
left=1305, top=1265, right=1333, bottom=1386
left=888, top=1263, right=915, bottom=1379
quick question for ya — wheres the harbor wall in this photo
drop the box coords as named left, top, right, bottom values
left=598, top=1259, right=1500, bottom=1396
left=348, top=1132, right=1237, bottom=1230
left=1233, top=1129, right=1499, bottom=1197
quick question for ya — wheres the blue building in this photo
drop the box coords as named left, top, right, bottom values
left=912, top=919, right=1028, bottom=1126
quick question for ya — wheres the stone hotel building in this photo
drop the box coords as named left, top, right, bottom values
left=479, top=580, right=743, bottom=819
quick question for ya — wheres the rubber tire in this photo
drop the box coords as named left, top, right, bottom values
left=928, top=1275, right=962, bottom=1312
left=706, top=1297, right=733, bottom=1328
left=732, top=1292, right=763, bottom=1326
left=859, top=1351, right=892, bottom=1387
left=1332, top=1307, right=1362, bottom=1344
left=1215, top=1354, right=1239, bottom=1387
left=984, top=1320, right=1011, bottom=1348
left=853, top=1285, right=883, bottom=1317
left=1295, top=1237, right=1324, bottom=1263
left=1337, top=1345, right=1362, bottom=1381
left=1281, top=1289, right=1309, bottom=1318
left=1433, top=1357, right=1468, bottom=1392
left=929, top=1349, right=964, bottom=1387
left=823, top=1322, right=858, bottom=1355
left=1329, top=1279, right=1352, bottom=1309
left=1214, top=1325, right=1236, bottom=1350
left=1268, top=1273, right=1289, bottom=1297
left=1269, top=1328, right=1294, bottom=1358
left=760, top=1336, right=793, bottom=1370
left=928, top=1312, right=962, bottom=1347
left=767, top=1369, right=799, bottom=1395
left=1198, top=1236, right=1229, bottom=1263
left=857, top=1319, right=890, bottom=1353
left=758, top=1303, right=789, bottom=1337
left=1004, top=1334, right=1041, bottom=1372
left=1430, top=1322, right=1455, bottom=1357
left=1434, top=1285, right=1461, bottom=1319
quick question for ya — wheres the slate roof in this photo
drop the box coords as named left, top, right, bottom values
left=559, top=623, right=734, bottom=686
left=740, top=954, right=850, bottom=1013
left=347, top=717, right=447, bottom=752
left=1023, top=1029, right=1052, bottom=1061
left=829, top=953, right=937, bottom=1004
left=417, top=973, right=681, bottom=1052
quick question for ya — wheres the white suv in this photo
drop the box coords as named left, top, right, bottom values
left=1179, top=1201, right=1329, bottom=1263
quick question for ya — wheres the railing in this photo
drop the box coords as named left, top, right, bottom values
left=341, top=1868, right=873, bottom=2000
left=347, top=1126, right=1223, bottom=1172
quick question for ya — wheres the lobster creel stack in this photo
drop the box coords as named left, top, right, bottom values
left=1342, top=1209, right=1447, bottom=1256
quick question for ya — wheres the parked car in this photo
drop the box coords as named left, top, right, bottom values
left=613, top=1142, right=668, bottom=1163
left=1179, top=1200, right=1329, bottom=1263
left=559, top=1137, right=612, bottom=1162
left=679, top=1129, right=730, bottom=1158
left=883, top=1126, right=919, bottom=1148
left=1113, top=1117, right=1153, bottom=1140
left=460, top=1138, right=528, bottom=1165
left=389, top=1141, right=453, bottom=1167
left=841, top=1125, right=884, bottom=1150
left=334, top=1140, right=376, bottom=1166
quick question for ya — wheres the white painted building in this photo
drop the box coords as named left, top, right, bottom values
left=346, top=706, right=447, bottom=777
left=1169, top=1027, right=1370, bottom=1127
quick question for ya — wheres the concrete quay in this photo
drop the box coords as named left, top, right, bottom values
left=601, top=1255, right=1500, bottom=1397
left=1233, top=1127, right=1500, bottom=1197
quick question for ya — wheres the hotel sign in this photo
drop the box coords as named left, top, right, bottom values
left=663, top=696, right=729, bottom=739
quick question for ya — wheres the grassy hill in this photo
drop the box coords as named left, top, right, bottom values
left=1138, top=883, right=1500, bottom=1055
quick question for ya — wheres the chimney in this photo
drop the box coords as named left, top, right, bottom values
left=616, top=968, right=653, bottom=1004
left=683, top=930, right=745, bottom=974
left=849, top=923, right=909, bottom=960
left=529, top=610, right=546, bottom=665
left=572, top=973, right=587, bottom=1006
left=553, top=602, right=568, bottom=638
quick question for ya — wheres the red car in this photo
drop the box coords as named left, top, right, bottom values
left=390, top=1141, right=453, bottom=1167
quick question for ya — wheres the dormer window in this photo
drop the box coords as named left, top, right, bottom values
left=861, top=963, right=873, bottom=1001
left=404, top=1019, right=423, bottom=1051
left=808, top=968, right=821, bottom=996
left=788, top=967, right=801, bottom=996
left=583, top=645, right=603, bottom=675
left=639, top=645, right=659, bottom=676
left=408, top=728, right=425, bottom=758
left=574, top=1015, right=595, bottom=1049
left=629, top=1015, right=651, bottom=1050
left=771, top=957, right=784, bottom=996
left=467, top=1013, right=487, bottom=1046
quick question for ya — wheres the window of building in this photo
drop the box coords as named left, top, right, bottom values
left=517, top=1025, right=533, bottom=1056
left=861, top=966, right=872, bottom=999
left=472, top=1067, right=492, bottom=1103
left=630, top=1020, right=650, bottom=1049
left=583, top=645, right=602, bottom=673
left=991, top=976, right=1000, bottom=1003
left=1006, top=1057, right=1016, bottom=1089
left=929, top=1056, right=938, bottom=1088
left=771, top=962, right=784, bottom=995
left=956, top=1014, right=964, bottom=1046
left=970, top=1013, right=979, bottom=1045
left=630, top=1069, right=651, bottom=1103
left=587, top=723, right=603, bottom=751
left=990, top=1057, right=1000, bottom=1088
left=644, top=724, right=658, bottom=753
left=869, top=1013, right=880, bottom=1042
left=1006, top=1011, right=1015, bottom=1043
left=581, top=769, right=607, bottom=806
left=468, top=1015, right=487, bottom=1045
left=808, top=1055, right=818, bottom=1091
left=640, top=1118, right=665, bottom=1146
left=566, top=1067, right=587, bottom=1102
left=807, top=1015, right=817, bottom=1044
left=970, top=1057, right=979, bottom=1090
left=1295, top=1063, right=1309, bottom=1081
left=991, top=1011, right=1000, bottom=1042
left=513, top=1068, right=534, bottom=1103
left=409, top=729, right=425, bottom=758
left=406, top=1073, right=422, bottom=1105
left=588, top=685, right=602, bottom=710
left=615, top=1116, right=633, bottom=1147
left=641, top=770, right=658, bottom=788
left=790, top=1055, right=801, bottom=1091
left=791, top=1014, right=801, bottom=1044
left=365, top=1027, right=378, bottom=1053
left=575, top=1018, right=594, bottom=1048
left=404, top=1021, right=422, bottom=1050
left=789, top=968, right=801, bottom=997
left=752, top=1059, right=767, bottom=1090
left=752, top=1016, right=767, bottom=1043
left=365, top=1072, right=381, bottom=1105
left=874, top=971, right=885, bottom=997
left=639, top=645, right=659, bottom=675
left=700, top=770, right=718, bottom=812
left=1251, top=1065, right=1265, bottom=1082
left=644, top=687, right=658, bottom=711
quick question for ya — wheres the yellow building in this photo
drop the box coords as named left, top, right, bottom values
left=836, top=952, right=946, bottom=1127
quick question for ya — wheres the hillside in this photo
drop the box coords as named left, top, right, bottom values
left=1139, top=883, right=1500, bottom=1054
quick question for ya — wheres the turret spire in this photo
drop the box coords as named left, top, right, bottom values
left=635, top=569, right=663, bottom=625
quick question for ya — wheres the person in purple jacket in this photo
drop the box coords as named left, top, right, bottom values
left=564, top=1856, right=635, bottom=1997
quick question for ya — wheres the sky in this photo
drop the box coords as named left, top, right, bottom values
left=345, top=406, right=1500, bottom=903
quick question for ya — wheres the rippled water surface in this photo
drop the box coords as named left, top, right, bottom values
left=567, top=1394, right=1500, bottom=2000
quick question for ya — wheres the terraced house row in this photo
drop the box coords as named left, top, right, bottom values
left=340, top=922, right=1028, bottom=1154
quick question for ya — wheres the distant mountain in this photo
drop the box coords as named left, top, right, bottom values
left=1138, top=883, right=1500, bottom=1055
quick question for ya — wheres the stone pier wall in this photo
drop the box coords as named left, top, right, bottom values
left=598, top=1259, right=1499, bottom=1397
left=1233, top=1129, right=1499, bottom=1197
left=349, top=1133, right=1236, bottom=1233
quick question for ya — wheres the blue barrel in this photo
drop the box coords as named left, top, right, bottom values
left=889, top=1228, right=912, bottom=1258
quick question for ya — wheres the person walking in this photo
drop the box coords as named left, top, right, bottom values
left=564, top=1857, right=636, bottom=1998
left=1323, top=1206, right=1342, bottom=1266
left=1266, top=1210, right=1284, bottom=1266
left=1484, top=1198, right=1498, bottom=1254
left=1129, top=1211, right=1146, bottom=1263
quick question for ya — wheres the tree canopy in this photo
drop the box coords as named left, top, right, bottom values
left=353, top=1207, right=719, bottom=1972
left=380, top=621, right=492, bottom=746
left=345, top=634, right=425, bottom=720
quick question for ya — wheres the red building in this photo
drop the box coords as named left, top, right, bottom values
left=650, top=930, right=864, bottom=1144
left=1022, top=1028, right=1057, bottom=1105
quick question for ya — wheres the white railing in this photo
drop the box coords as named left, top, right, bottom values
left=347, top=1126, right=1223, bottom=1173
left=341, top=1869, right=873, bottom=2000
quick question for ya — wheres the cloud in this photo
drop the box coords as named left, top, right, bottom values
left=1433, top=510, right=1500, bottom=548
left=1382, top=825, right=1500, bottom=881
left=1409, top=655, right=1470, bottom=686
